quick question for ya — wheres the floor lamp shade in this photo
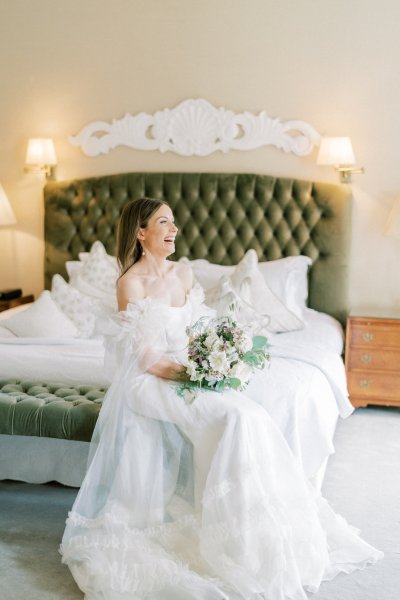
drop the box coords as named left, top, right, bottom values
left=0, top=184, right=17, bottom=226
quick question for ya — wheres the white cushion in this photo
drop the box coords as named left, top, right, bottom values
left=0, top=291, right=79, bottom=338
left=65, top=260, right=83, bottom=279
left=0, top=326, right=17, bottom=338
left=258, top=255, right=312, bottom=318
left=205, top=250, right=304, bottom=333
left=180, top=254, right=312, bottom=319
left=0, top=303, right=32, bottom=321
left=51, top=274, right=98, bottom=338
left=178, top=257, right=234, bottom=290
left=69, top=241, right=118, bottom=305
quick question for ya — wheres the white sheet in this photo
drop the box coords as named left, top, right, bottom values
left=0, top=336, right=109, bottom=385
left=0, top=309, right=350, bottom=488
left=0, top=308, right=344, bottom=385
left=268, top=307, right=345, bottom=354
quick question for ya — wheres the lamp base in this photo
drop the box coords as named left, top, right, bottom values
left=336, top=166, right=365, bottom=184
left=24, top=164, right=57, bottom=181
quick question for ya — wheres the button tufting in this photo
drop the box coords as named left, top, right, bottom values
left=0, top=380, right=107, bottom=441
left=43, top=172, right=351, bottom=323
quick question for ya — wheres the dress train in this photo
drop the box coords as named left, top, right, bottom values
left=61, top=287, right=382, bottom=599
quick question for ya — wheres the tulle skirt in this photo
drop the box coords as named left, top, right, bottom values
left=61, top=367, right=382, bottom=600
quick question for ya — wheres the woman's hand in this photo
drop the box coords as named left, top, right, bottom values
left=147, top=358, right=189, bottom=382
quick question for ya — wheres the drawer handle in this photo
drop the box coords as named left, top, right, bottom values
left=359, top=379, right=369, bottom=388
left=361, top=354, right=372, bottom=364
left=362, top=332, right=374, bottom=342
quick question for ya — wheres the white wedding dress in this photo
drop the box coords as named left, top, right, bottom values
left=61, top=285, right=382, bottom=600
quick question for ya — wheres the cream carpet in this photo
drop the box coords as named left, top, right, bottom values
left=0, top=406, right=399, bottom=600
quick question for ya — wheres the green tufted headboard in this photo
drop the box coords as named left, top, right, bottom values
left=44, top=172, right=352, bottom=323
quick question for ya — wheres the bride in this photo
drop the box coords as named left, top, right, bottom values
left=61, top=197, right=382, bottom=600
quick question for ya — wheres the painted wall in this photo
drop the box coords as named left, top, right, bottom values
left=0, top=0, right=399, bottom=310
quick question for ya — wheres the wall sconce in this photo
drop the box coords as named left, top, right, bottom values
left=317, top=136, right=364, bottom=183
left=0, top=183, right=17, bottom=226
left=384, top=197, right=400, bottom=239
left=24, top=138, right=57, bottom=180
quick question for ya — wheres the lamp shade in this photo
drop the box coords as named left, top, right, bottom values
left=25, top=138, right=57, bottom=166
left=0, top=184, right=17, bottom=226
left=384, top=197, right=400, bottom=239
left=317, top=137, right=355, bottom=166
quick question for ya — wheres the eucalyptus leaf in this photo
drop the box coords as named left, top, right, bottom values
left=252, top=336, right=268, bottom=350
left=226, top=377, right=241, bottom=389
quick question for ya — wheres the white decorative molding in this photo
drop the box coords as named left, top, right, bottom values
left=69, top=99, right=321, bottom=158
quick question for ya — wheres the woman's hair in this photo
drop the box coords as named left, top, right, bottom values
left=116, top=197, right=169, bottom=276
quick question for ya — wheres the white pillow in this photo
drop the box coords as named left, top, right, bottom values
left=69, top=241, right=118, bottom=304
left=0, top=326, right=17, bottom=338
left=258, top=255, right=312, bottom=318
left=179, top=255, right=312, bottom=315
left=0, top=303, right=32, bottom=321
left=66, top=249, right=117, bottom=280
left=79, top=249, right=117, bottom=266
left=205, top=274, right=270, bottom=333
left=0, top=291, right=79, bottom=338
left=65, top=260, right=83, bottom=279
left=205, top=250, right=304, bottom=333
left=179, top=257, right=234, bottom=290
left=51, top=274, right=98, bottom=338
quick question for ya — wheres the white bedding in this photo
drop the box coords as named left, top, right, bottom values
left=0, top=306, right=345, bottom=386
left=0, top=306, right=350, bottom=489
left=0, top=337, right=109, bottom=386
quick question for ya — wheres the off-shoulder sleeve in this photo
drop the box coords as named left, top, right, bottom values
left=98, top=299, right=168, bottom=379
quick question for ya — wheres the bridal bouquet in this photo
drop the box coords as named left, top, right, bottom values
left=177, top=316, right=270, bottom=404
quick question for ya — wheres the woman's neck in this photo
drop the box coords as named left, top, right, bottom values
left=138, top=252, right=170, bottom=278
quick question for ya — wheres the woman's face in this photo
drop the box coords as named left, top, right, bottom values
left=139, top=204, right=178, bottom=258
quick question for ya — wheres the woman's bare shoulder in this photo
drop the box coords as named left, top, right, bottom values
left=117, top=268, right=146, bottom=310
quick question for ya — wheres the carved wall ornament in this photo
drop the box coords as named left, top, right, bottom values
left=69, top=99, right=321, bottom=158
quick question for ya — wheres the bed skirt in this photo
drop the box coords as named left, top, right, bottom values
left=0, top=434, right=89, bottom=487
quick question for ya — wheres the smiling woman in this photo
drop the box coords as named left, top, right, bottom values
left=115, top=197, right=193, bottom=382
left=116, top=198, right=191, bottom=314
left=60, top=192, right=383, bottom=600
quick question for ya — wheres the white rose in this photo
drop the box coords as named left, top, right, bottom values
left=229, top=361, right=252, bottom=384
left=209, top=350, right=230, bottom=375
left=204, top=332, right=220, bottom=351
left=186, top=361, right=202, bottom=381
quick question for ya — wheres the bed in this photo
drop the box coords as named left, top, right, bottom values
left=0, top=171, right=353, bottom=489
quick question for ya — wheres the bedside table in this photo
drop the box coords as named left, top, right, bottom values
left=0, top=294, right=34, bottom=313
left=345, top=308, right=400, bottom=407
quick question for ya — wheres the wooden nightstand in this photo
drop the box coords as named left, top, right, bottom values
left=0, top=294, right=34, bottom=313
left=345, top=308, right=400, bottom=407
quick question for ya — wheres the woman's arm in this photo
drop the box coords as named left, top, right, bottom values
left=117, top=272, right=188, bottom=381
left=147, top=358, right=187, bottom=381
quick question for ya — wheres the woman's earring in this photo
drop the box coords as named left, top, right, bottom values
left=142, top=248, right=146, bottom=256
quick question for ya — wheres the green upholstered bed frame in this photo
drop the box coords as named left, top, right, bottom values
left=44, top=172, right=352, bottom=323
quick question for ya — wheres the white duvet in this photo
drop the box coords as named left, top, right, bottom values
left=0, top=306, right=351, bottom=482
left=0, top=306, right=346, bottom=393
left=0, top=337, right=109, bottom=386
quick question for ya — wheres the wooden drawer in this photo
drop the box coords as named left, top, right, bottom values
left=347, top=347, right=400, bottom=371
left=348, top=319, right=400, bottom=349
left=347, top=371, right=400, bottom=402
left=346, top=314, right=400, bottom=407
